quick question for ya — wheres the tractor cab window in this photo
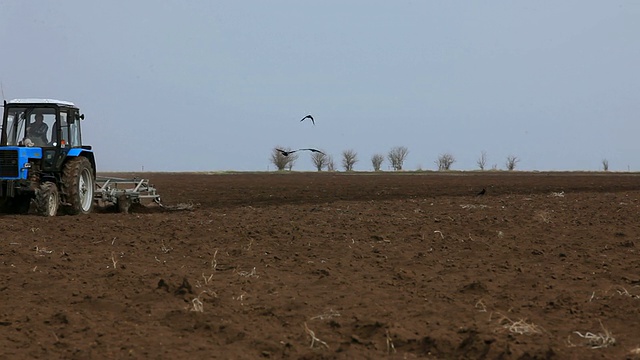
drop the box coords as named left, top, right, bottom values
left=3, top=107, right=27, bottom=146
left=24, top=108, right=56, bottom=147
left=56, top=112, right=69, bottom=147
left=56, top=111, right=80, bottom=148
left=58, top=109, right=82, bottom=148
left=68, top=111, right=81, bottom=147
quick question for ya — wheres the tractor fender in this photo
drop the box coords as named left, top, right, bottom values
left=64, top=149, right=96, bottom=178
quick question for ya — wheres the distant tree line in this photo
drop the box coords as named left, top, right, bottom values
left=270, top=146, right=620, bottom=172
left=269, top=147, right=531, bottom=172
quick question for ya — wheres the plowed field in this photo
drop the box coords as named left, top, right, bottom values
left=2, top=172, right=640, bottom=359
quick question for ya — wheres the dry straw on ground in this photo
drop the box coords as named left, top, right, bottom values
left=568, top=320, right=615, bottom=349
left=304, top=322, right=329, bottom=349
left=492, top=312, right=543, bottom=335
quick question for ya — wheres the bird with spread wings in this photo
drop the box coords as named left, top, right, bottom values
left=276, top=148, right=325, bottom=157
left=300, top=114, right=315, bottom=125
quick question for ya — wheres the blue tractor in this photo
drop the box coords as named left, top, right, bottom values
left=0, top=99, right=96, bottom=216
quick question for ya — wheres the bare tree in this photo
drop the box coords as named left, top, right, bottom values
left=602, top=159, right=609, bottom=171
left=311, top=151, right=327, bottom=171
left=270, top=147, right=298, bottom=171
left=371, top=154, right=384, bottom=171
left=477, top=151, right=487, bottom=170
left=327, top=155, right=336, bottom=172
left=341, top=149, right=358, bottom=171
left=387, top=146, right=409, bottom=171
left=505, top=155, right=520, bottom=171
left=435, top=153, right=455, bottom=171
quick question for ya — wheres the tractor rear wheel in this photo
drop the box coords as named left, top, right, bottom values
left=35, top=182, right=59, bottom=216
left=61, top=157, right=95, bottom=215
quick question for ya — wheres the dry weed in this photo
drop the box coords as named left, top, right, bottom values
left=536, top=210, right=552, bottom=223
left=568, top=319, right=615, bottom=349
left=475, top=299, right=487, bottom=312
left=310, top=309, right=341, bottom=320
left=160, top=239, right=172, bottom=253
left=236, top=267, right=258, bottom=277
left=615, top=286, right=640, bottom=299
left=110, top=252, right=118, bottom=269
left=232, top=292, right=247, bottom=303
left=34, top=246, right=53, bottom=256
left=304, top=322, right=329, bottom=349
left=211, top=249, right=218, bottom=271
left=164, top=202, right=197, bottom=211
left=386, top=329, right=396, bottom=354
left=460, top=204, right=489, bottom=210
left=188, top=291, right=215, bottom=313
left=202, top=273, right=214, bottom=285
left=495, top=313, right=543, bottom=335
left=191, top=297, right=204, bottom=312
left=592, top=286, right=640, bottom=301
left=506, top=319, right=543, bottom=335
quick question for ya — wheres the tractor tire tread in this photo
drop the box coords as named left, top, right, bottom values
left=61, top=157, right=94, bottom=215
left=35, top=182, right=59, bottom=216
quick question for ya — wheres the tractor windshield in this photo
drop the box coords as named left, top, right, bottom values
left=3, top=107, right=57, bottom=147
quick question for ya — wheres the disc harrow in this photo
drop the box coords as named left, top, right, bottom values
left=94, top=176, right=162, bottom=213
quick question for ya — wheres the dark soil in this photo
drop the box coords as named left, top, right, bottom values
left=1, top=171, right=639, bottom=359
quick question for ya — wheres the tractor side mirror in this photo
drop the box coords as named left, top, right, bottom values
left=75, top=113, right=85, bottom=120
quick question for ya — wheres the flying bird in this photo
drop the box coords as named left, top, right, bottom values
left=299, top=148, right=324, bottom=155
left=476, top=188, right=486, bottom=196
left=300, top=114, right=315, bottom=125
left=276, top=148, right=325, bottom=157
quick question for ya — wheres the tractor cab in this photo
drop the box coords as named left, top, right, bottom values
left=1, top=99, right=88, bottom=174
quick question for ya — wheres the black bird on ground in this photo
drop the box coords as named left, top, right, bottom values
left=476, top=188, right=486, bottom=196
left=300, top=114, right=315, bottom=125
left=276, top=148, right=325, bottom=157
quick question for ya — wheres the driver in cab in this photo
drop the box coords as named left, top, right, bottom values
left=26, top=113, right=49, bottom=146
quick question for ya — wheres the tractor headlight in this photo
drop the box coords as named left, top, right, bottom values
left=24, top=162, right=32, bottom=168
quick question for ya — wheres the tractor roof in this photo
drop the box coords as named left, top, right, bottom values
left=6, top=98, right=76, bottom=107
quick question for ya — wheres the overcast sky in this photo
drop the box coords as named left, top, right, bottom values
left=1, top=1, right=638, bottom=172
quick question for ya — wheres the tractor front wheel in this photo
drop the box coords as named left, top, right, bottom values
left=35, top=182, right=60, bottom=216
left=61, top=157, right=95, bottom=215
